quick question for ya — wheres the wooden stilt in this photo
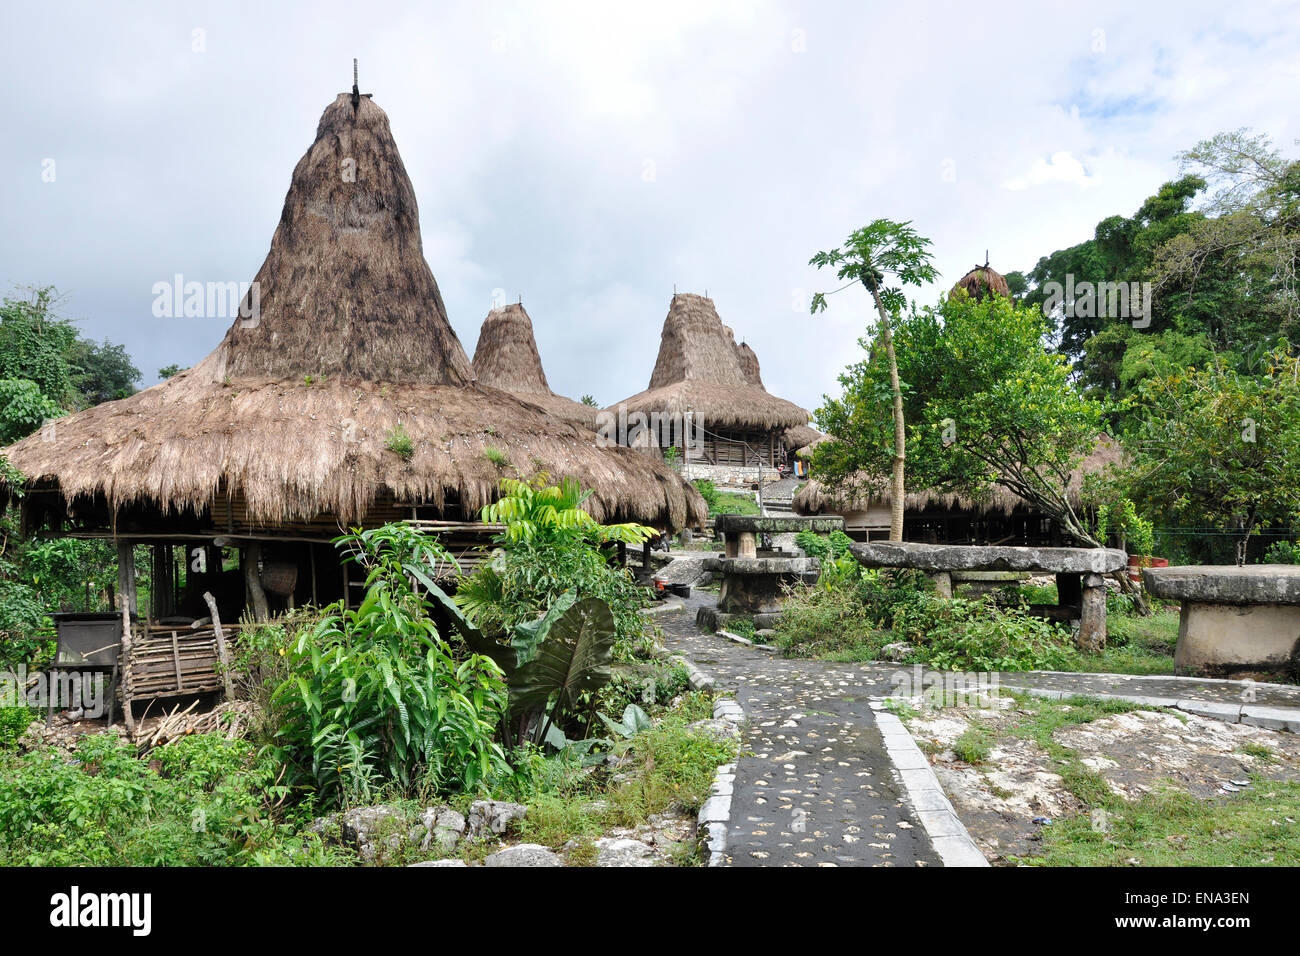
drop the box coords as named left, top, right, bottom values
left=244, top=542, right=269, bottom=622
left=116, top=541, right=137, bottom=735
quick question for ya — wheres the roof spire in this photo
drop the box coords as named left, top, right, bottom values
left=352, top=58, right=360, bottom=110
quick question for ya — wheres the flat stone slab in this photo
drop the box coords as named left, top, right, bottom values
left=849, top=541, right=1126, bottom=574
left=1144, top=565, right=1300, bottom=605
left=702, top=556, right=819, bottom=574
left=714, top=514, right=844, bottom=535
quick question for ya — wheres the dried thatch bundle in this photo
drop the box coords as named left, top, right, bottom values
left=793, top=436, right=1123, bottom=516
left=612, top=294, right=809, bottom=431
left=471, top=303, right=598, bottom=428
left=3, top=93, right=703, bottom=530
left=952, top=262, right=1011, bottom=302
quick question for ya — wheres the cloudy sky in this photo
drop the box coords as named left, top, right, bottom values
left=2, top=1, right=1298, bottom=414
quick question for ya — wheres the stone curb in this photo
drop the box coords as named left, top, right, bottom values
left=1000, top=684, right=1300, bottom=733
left=701, top=695, right=747, bottom=867
left=869, top=701, right=989, bottom=868
left=716, top=629, right=777, bottom=653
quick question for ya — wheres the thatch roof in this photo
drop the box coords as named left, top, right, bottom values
left=952, top=262, right=1011, bottom=301
left=471, top=303, right=599, bottom=428
left=793, top=435, right=1123, bottom=517
left=2, top=93, right=703, bottom=530
left=783, top=424, right=822, bottom=452
left=734, top=339, right=763, bottom=387
left=612, top=294, right=809, bottom=431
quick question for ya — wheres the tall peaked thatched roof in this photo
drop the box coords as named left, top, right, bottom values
left=612, top=294, right=809, bottom=431
left=2, top=92, right=703, bottom=530
left=733, top=339, right=763, bottom=387
left=952, top=261, right=1011, bottom=302
left=793, top=436, right=1124, bottom=517
left=471, top=303, right=599, bottom=428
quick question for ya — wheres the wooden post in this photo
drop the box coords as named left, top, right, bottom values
left=617, top=541, right=627, bottom=568
left=641, top=540, right=652, bottom=576
left=116, top=541, right=136, bottom=735
left=202, top=591, right=235, bottom=701
left=244, top=542, right=269, bottom=622
left=309, top=545, right=318, bottom=606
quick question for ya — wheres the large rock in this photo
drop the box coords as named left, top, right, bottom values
left=687, top=718, right=742, bottom=743
left=421, top=807, right=467, bottom=852
left=849, top=541, right=1126, bottom=574
left=594, top=837, right=657, bottom=867
left=308, top=805, right=414, bottom=863
left=657, top=555, right=713, bottom=587
left=483, top=844, right=563, bottom=867
left=1144, top=565, right=1300, bottom=605
left=467, top=800, right=528, bottom=838
left=408, top=859, right=468, bottom=867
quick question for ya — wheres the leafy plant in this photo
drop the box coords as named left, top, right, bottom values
left=599, top=703, right=653, bottom=739
left=385, top=423, right=415, bottom=460
left=891, top=596, right=1078, bottom=672
left=482, top=475, right=654, bottom=546
left=269, top=528, right=507, bottom=806
left=1264, top=540, right=1300, bottom=564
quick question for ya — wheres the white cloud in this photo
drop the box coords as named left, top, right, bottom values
left=0, top=0, right=1297, bottom=412
left=1003, top=151, right=1094, bottom=191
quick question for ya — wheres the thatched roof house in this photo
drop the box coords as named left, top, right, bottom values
left=2, top=91, right=704, bottom=633
left=952, top=262, right=1011, bottom=301
left=471, top=303, right=599, bottom=429
left=610, top=294, right=810, bottom=476
left=794, top=436, right=1123, bottom=545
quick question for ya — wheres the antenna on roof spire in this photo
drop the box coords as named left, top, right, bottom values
left=352, top=59, right=360, bottom=110
left=984, top=249, right=989, bottom=268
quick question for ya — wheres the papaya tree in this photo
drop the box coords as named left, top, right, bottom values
left=810, top=220, right=938, bottom=541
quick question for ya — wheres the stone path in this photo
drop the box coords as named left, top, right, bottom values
left=659, top=596, right=943, bottom=867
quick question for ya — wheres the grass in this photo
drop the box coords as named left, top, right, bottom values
left=1071, top=607, right=1181, bottom=676
left=1022, top=779, right=1300, bottom=866
left=385, top=423, right=415, bottom=460
left=955, top=693, right=1299, bottom=866
left=710, top=491, right=759, bottom=516
left=510, top=709, right=737, bottom=865
left=952, top=725, right=994, bottom=764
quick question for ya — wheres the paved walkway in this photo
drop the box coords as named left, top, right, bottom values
left=659, top=597, right=942, bottom=867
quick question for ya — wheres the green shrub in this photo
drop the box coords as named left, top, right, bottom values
left=456, top=537, right=653, bottom=660
left=269, top=528, right=508, bottom=807
left=891, top=596, right=1077, bottom=672
left=600, top=661, right=691, bottom=715
left=1264, top=540, right=1300, bottom=564
left=0, top=732, right=347, bottom=866
left=693, top=480, right=719, bottom=511
left=0, top=707, right=36, bottom=750
left=795, top=529, right=855, bottom=560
